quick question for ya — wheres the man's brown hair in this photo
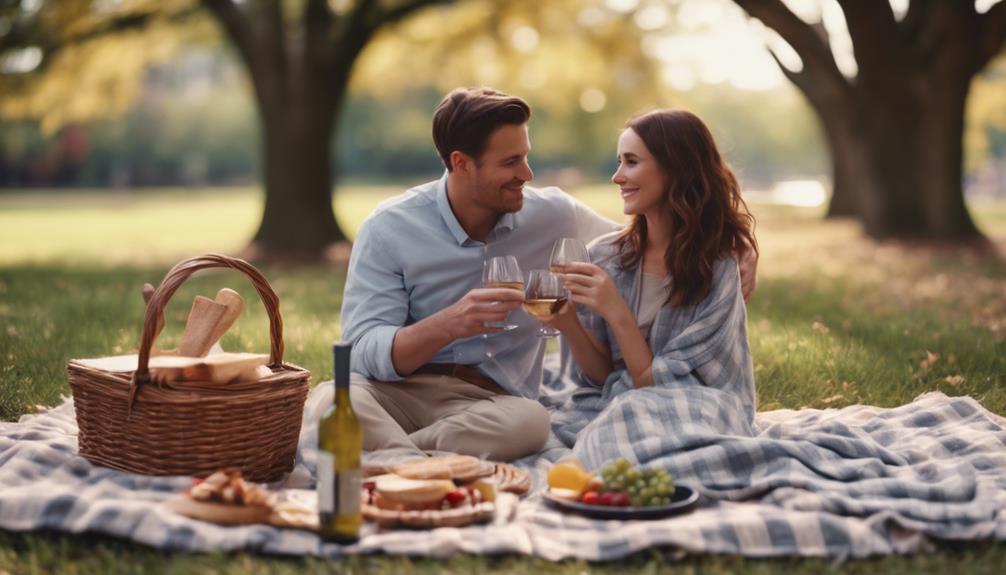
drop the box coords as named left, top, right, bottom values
left=432, top=87, right=531, bottom=171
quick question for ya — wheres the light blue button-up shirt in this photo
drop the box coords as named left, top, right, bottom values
left=340, top=172, right=619, bottom=399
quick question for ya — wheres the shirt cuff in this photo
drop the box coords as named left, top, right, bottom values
left=350, top=324, right=403, bottom=382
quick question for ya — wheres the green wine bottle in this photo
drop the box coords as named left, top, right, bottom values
left=318, top=341, right=362, bottom=543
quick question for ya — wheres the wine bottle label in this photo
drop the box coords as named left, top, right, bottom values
left=338, top=469, right=362, bottom=514
left=317, top=452, right=334, bottom=513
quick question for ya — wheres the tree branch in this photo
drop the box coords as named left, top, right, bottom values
left=201, top=0, right=254, bottom=71
left=2, top=4, right=200, bottom=62
left=305, top=0, right=333, bottom=45
left=764, top=43, right=805, bottom=89
left=833, top=0, right=904, bottom=81
left=325, top=0, right=377, bottom=66
left=0, top=12, right=50, bottom=55
left=835, top=0, right=899, bottom=42
left=378, top=0, right=453, bottom=27
left=733, top=0, right=849, bottom=94
left=901, top=0, right=934, bottom=44
left=978, top=0, right=1006, bottom=70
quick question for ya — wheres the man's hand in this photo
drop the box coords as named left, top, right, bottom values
left=435, top=287, right=524, bottom=340
left=736, top=238, right=759, bottom=302
left=558, top=262, right=631, bottom=324
left=391, top=287, right=524, bottom=377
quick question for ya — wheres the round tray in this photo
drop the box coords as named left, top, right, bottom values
left=542, top=484, right=699, bottom=520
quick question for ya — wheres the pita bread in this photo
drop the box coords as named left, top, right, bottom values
left=371, top=475, right=456, bottom=508
left=392, top=455, right=494, bottom=482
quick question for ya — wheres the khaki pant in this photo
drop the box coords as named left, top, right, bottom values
left=345, top=372, right=550, bottom=462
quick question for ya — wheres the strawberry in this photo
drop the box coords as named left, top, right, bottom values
left=444, top=490, right=468, bottom=506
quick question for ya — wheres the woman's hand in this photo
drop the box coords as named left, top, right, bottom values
left=558, top=262, right=632, bottom=324
left=735, top=236, right=758, bottom=302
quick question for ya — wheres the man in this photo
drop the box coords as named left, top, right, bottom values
left=336, top=87, right=755, bottom=462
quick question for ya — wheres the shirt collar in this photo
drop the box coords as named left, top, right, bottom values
left=435, top=171, right=520, bottom=246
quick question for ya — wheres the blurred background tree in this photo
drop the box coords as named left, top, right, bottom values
left=1, top=0, right=456, bottom=259
left=2, top=0, right=1005, bottom=257
left=734, top=0, right=1006, bottom=243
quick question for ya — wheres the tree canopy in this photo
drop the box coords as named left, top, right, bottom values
left=3, top=0, right=1006, bottom=253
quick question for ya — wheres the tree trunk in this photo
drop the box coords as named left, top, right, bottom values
left=824, top=151, right=860, bottom=219
left=821, top=117, right=867, bottom=219
left=250, top=85, right=347, bottom=259
left=851, top=60, right=980, bottom=240
left=798, top=65, right=981, bottom=239
left=732, top=0, right=1000, bottom=244
left=200, top=0, right=364, bottom=262
left=915, top=36, right=983, bottom=241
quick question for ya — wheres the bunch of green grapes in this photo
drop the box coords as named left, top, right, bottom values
left=599, top=458, right=675, bottom=507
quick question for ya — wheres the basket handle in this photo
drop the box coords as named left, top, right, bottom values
left=133, top=254, right=285, bottom=387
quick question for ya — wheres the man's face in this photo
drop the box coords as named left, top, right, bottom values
left=469, top=123, right=533, bottom=214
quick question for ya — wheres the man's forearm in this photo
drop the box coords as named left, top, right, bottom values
left=389, top=314, right=456, bottom=376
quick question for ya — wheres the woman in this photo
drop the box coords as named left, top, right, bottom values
left=545, top=110, right=758, bottom=452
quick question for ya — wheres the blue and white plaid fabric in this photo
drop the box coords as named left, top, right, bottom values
left=2, top=391, right=1006, bottom=559
left=550, top=233, right=755, bottom=449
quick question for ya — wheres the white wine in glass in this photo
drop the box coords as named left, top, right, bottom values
left=482, top=255, right=523, bottom=331
left=549, top=237, right=589, bottom=273
left=523, top=269, right=565, bottom=337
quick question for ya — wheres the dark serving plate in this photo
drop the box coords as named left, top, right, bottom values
left=541, top=484, right=700, bottom=520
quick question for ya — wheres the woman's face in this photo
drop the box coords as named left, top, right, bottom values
left=611, top=128, right=668, bottom=217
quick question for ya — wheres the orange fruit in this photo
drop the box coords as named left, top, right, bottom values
left=547, top=461, right=592, bottom=492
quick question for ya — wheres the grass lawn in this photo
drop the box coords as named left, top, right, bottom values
left=1, top=186, right=1005, bottom=573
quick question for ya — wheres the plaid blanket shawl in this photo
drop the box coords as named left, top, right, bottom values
left=2, top=390, right=1006, bottom=560
left=548, top=236, right=755, bottom=448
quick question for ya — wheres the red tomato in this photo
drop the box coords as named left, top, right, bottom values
left=444, top=490, right=468, bottom=505
left=596, top=492, right=617, bottom=506
left=609, top=492, right=631, bottom=507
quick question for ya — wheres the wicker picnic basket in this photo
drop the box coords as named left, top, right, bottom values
left=67, top=254, right=310, bottom=483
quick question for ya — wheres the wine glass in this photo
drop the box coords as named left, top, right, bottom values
left=549, top=237, right=589, bottom=272
left=523, top=269, right=566, bottom=337
left=482, top=255, right=524, bottom=331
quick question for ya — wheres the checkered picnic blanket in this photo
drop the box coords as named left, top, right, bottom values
left=2, top=390, right=1006, bottom=560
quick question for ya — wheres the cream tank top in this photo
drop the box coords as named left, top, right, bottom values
left=636, top=272, right=669, bottom=340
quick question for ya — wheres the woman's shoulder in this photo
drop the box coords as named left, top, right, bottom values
left=702, top=254, right=741, bottom=303
left=586, top=230, right=624, bottom=266
left=712, top=253, right=740, bottom=281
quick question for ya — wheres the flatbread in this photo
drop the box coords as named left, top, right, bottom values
left=393, top=455, right=494, bottom=482
left=493, top=463, right=531, bottom=495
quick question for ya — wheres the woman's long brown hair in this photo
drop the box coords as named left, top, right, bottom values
left=615, top=109, right=757, bottom=307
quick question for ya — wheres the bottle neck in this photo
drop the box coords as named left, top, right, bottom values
left=334, top=384, right=351, bottom=408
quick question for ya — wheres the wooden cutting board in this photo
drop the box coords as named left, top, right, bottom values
left=73, top=352, right=270, bottom=384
